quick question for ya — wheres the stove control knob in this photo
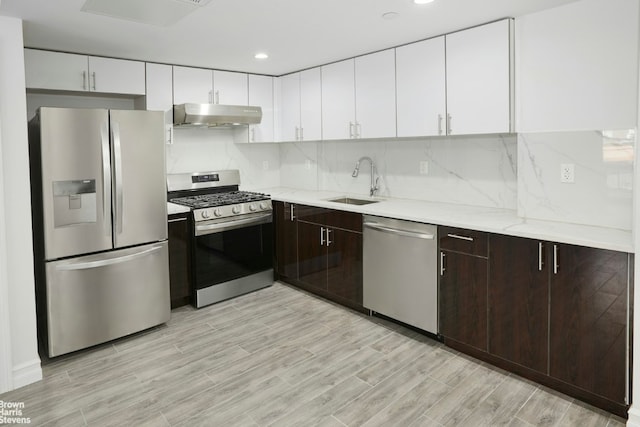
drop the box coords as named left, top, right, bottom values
left=201, top=210, right=211, bottom=219
left=259, top=202, right=268, bottom=210
left=214, top=208, right=223, bottom=217
left=232, top=206, right=240, bottom=214
left=249, top=204, right=257, bottom=212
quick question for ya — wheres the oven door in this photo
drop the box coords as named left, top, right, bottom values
left=192, top=212, right=273, bottom=307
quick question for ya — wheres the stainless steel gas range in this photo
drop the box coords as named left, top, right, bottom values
left=167, top=170, right=273, bottom=308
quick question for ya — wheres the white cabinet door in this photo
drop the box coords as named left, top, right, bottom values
left=279, top=72, right=301, bottom=142
left=396, top=36, right=446, bottom=137
left=213, top=70, right=248, bottom=105
left=145, top=63, right=173, bottom=112
left=172, top=66, right=213, bottom=104
left=516, top=0, right=638, bottom=131
left=446, top=20, right=512, bottom=135
left=24, top=49, right=88, bottom=91
left=88, top=57, right=145, bottom=95
left=321, top=59, right=356, bottom=140
left=355, top=49, right=396, bottom=139
left=299, top=67, right=322, bottom=141
left=144, top=63, right=173, bottom=144
left=248, top=75, right=274, bottom=143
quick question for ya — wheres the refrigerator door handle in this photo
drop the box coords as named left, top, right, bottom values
left=112, top=121, right=124, bottom=234
left=55, top=244, right=164, bottom=271
left=100, top=121, right=111, bottom=236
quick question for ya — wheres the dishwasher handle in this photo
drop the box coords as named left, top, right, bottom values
left=364, top=222, right=435, bottom=240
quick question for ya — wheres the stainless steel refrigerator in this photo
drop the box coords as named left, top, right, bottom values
left=29, top=107, right=170, bottom=357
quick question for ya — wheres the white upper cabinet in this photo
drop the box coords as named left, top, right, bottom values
left=445, top=19, right=513, bottom=135
left=321, top=59, right=356, bottom=140
left=279, top=72, right=301, bottom=142
left=396, top=36, right=446, bottom=137
left=516, top=0, right=638, bottom=132
left=354, top=49, right=396, bottom=139
left=248, top=74, right=274, bottom=143
left=172, top=66, right=213, bottom=104
left=213, top=70, right=248, bottom=105
left=143, top=63, right=173, bottom=144
left=279, top=67, right=322, bottom=142
left=24, top=49, right=145, bottom=95
left=299, top=68, right=322, bottom=141
left=144, top=63, right=173, bottom=112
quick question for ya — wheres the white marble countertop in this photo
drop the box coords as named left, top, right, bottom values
left=256, top=187, right=634, bottom=253
left=167, top=202, right=191, bottom=215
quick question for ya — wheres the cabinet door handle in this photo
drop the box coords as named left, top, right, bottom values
left=300, top=127, right=304, bottom=141
left=290, top=204, right=295, bottom=221
left=440, top=251, right=446, bottom=276
left=447, top=233, right=473, bottom=242
left=82, top=71, right=87, bottom=90
left=356, top=122, right=361, bottom=139
left=447, top=113, right=452, bottom=134
left=91, top=72, right=96, bottom=91
left=438, top=114, right=443, bottom=136
left=326, top=228, right=332, bottom=246
left=295, top=126, right=300, bottom=141
left=553, top=244, right=559, bottom=275
left=349, top=122, right=355, bottom=139
left=215, top=90, right=220, bottom=104
left=320, top=227, right=326, bottom=245
left=208, top=90, right=213, bottom=104
left=538, top=242, right=544, bottom=271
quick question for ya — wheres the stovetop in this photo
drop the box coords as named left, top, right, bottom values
left=169, top=190, right=270, bottom=209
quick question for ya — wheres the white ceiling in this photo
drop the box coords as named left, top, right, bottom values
left=1, top=0, right=579, bottom=76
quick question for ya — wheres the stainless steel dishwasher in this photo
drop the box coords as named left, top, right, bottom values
left=363, top=215, right=438, bottom=334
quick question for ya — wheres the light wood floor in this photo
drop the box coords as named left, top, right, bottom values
left=0, top=282, right=627, bottom=426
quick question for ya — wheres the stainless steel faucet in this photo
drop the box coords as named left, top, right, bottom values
left=352, top=156, right=379, bottom=196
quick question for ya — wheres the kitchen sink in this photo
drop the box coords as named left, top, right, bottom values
left=327, top=196, right=380, bottom=206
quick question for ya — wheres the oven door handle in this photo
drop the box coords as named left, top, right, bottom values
left=195, top=213, right=272, bottom=236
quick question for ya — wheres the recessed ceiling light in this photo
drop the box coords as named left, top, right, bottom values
left=382, top=11, right=399, bottom=20
left=414, top=0, right=435, bottom=4
left=254, top=53, right=269, bottom=60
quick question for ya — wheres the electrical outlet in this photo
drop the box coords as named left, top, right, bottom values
left=560, top=163, right=575, bottom=183
left=262, top=160, right=269, bottom=170
left=419, top=161, right=429, bottom=175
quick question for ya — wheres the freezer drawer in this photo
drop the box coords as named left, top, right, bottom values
left=44, top=242, right=170, bottom=357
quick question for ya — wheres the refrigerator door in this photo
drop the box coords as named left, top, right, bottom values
left=37, top=107, right=113, bottom=260
left=110, top=110, right=167, bottom=248
left=44, top=241, right=170, bottom=357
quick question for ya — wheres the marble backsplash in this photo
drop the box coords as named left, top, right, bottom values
left=167, top=127, right=634, bottom=231
left=167, top=128, right=281, bottom=190
left=280, top=135, right=519, bottom=210
left=517, top=130, right=634, bottom=230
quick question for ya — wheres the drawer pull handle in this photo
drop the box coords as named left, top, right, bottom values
left=447, top=233, right=474, bottom=242
left=440, top=251, right=446, bottom=276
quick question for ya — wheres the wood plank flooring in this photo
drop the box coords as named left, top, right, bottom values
left=0, top=282, right=627, bottom=426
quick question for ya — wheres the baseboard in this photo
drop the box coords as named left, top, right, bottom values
left=628, top=407, right=640, bottom=427
left=12, top=358, right=42, bottom=389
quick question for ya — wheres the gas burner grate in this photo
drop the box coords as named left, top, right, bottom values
left=170, top=191, right=270, bottom=209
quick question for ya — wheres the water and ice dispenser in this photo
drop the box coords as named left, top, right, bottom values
left=52, top=179, right=97, bottom=227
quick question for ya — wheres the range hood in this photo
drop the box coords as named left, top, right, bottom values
left=173, top=103, right=262, bottom=127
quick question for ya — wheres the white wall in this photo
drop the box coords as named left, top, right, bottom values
left=0, top=16, right=42, bottom=392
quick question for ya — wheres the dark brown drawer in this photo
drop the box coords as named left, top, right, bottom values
left=324, top=210, right=362, bottom=233
left=294, top=204, right=329, bottom=224
left=439, top=226, right=488, bottom=257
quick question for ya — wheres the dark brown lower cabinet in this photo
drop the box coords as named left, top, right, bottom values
left=273, top=202, right=363, bottom=310
left=549, top=244, right=630, bottom=405
left=274, top=201, right=297, bottom=280
left=439, top=250, right=488, bottom=351
left=489, top=234, right=548, bottom=374
left=297, top=221, right=328, bottom=291
left=168, top=213, right=192, bottom=309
